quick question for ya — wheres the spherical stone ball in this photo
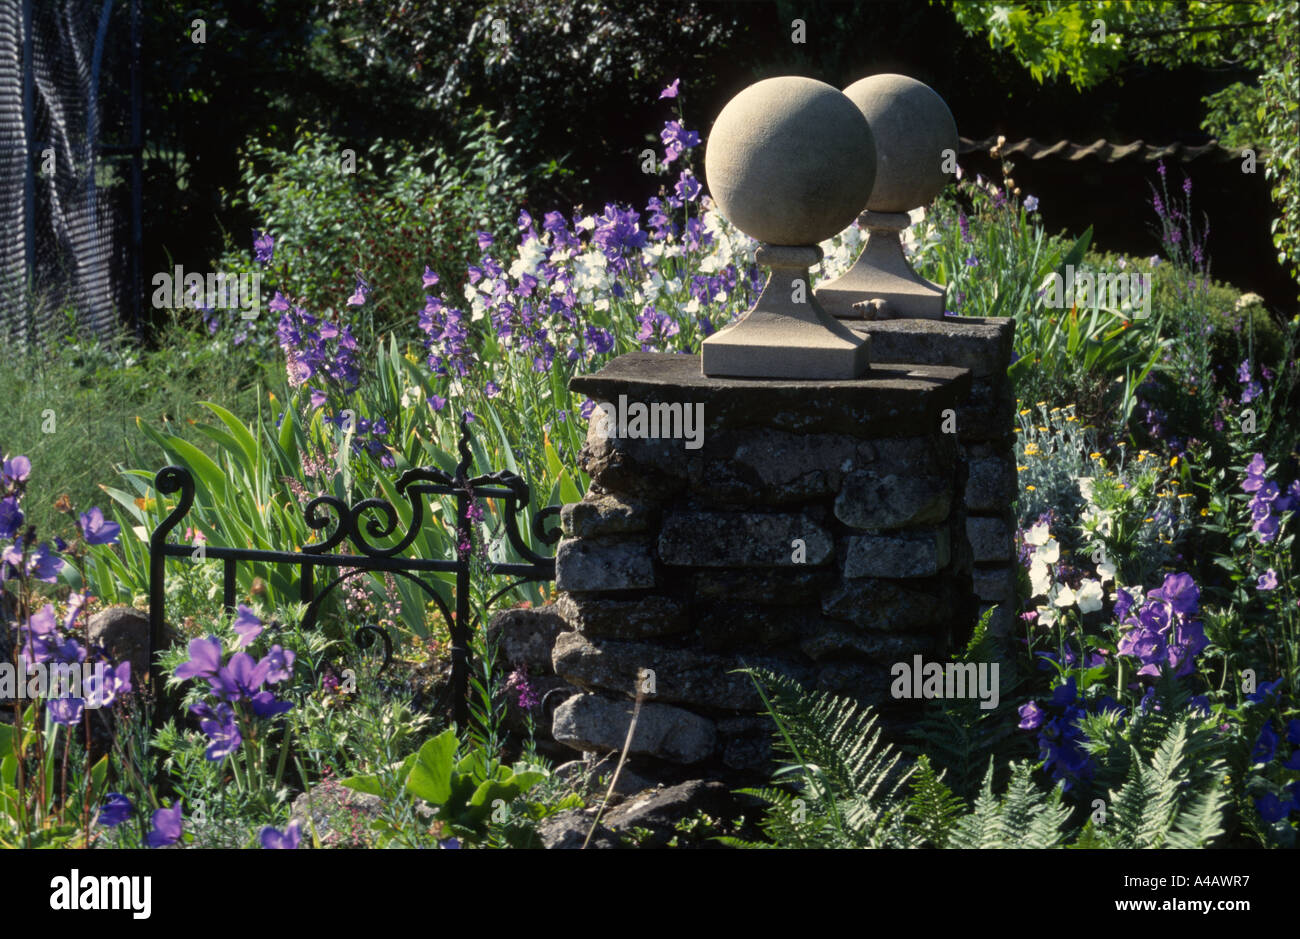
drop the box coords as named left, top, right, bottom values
left=843, top=73, right=957, bottom=213
left=705, top=76, right=876, bottom=246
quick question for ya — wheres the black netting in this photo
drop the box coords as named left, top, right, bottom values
left=0, top=0, right=136, bottom=350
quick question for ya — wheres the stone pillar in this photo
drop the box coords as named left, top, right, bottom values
left=851, top=317, right=1018, bottom=636
left=548, top=351, right=975, bottom=774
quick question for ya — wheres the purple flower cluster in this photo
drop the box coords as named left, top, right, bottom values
left=11, top=599, right=133, bottom=725
left=272, top=291, right=361, bottom=393
left=1017, top=678, right=1120, bottom=790
left=1, top=454, right=65, bottom=584
left=1115, top=573, right=1209, bottom=678
left=506, top=665, right=540, bottom=711
left=414, top=86, right=737, bottom=391
left=321, top=412, right=394, bottom=468
left=173, top=612, right=296, bottom=762
left=1241, top=453, right=1299, bottom=543
left=1238, top=359, right=1263, bottom=404
left=1252, top=720, right=1300, bottom=823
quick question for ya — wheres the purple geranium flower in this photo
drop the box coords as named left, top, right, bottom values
left=233, top=605, right=263, bottom=648
left=192, top=700, right=242, bottom=761
left=146, top=803, right=184, bottom=848
left=260, top=820, right=302, bottom=849
left=174, top=636, right=223, bottom=681
left=96, top=793, right=134, bottom=827
left=250, top=690, right=293, bottom=719
left=209, top=651, right=271, bottom=702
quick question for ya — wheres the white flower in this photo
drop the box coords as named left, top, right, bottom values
left=508, top=239, right=547, bottom=281
left=1077, top=476, right=1095, bottom=501
left=1076, top=579, right=1104, bottom=613
left=576, top=215, right=596, bottom=231
left=684, top=297, right=701, bottom=314
left=1034, top=538, right=1060, bottom=565
left=1030, top=560, right=1052, bottom=597
left=1036, top=605, right=1057, bottom=627
left=1097, top=560, right=1117, bottom=584
left=1054, top=585, right=1077, bottom=608
left=1025, top=522, right=1051, bottom=546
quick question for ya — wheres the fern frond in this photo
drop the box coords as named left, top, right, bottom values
left=905, top=755, right=967, bottom=848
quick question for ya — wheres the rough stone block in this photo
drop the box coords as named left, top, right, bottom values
left=692, top=568, right=834, bottom=606
left=552, top=693, right=716, bottom=764
left=966, top=515, right=1013, bottom=562
left=658, top=510, right=833, bottom=567
left=815, top=661, right=895, bottom=702
left=555, top=537, right=656, bottom=593
left=835, top=470, right=952, bottom=530
left=966, top=456, right=1017, bottom=512
left=555, top=593, right=688, bottom=640
left=486, top=605, right=566, bottom=674
left=693, top=429, right=860, bottom=503
left=799, top=629, right=936, bottom=662
left=958, top=376, right=1015, bottom=442
left=972, top=564, right=1018, bottom=604
left=822, top=577, right=950, bottom=630
left=561, top=494, right=653, bottom=538
left=551, top=630, right=801, bottom=711
left=843, top=528, right=950, bottom=578
left=716, top=716, right=775, bottom=772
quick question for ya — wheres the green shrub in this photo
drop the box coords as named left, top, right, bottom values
left=222, top=111, right=539, bottom=336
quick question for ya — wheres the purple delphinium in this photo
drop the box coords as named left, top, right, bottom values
left=659, top=78, right=680, bottom=100
left=1241, top=454, right=1296, bottom=544
left=660, top=120, right=699, bottom=166
left=146, top=803, right=184, bottom=848
left=1018, top=701, right=1044, bottom=730
left=1257, top=569, right=1279, bottom=591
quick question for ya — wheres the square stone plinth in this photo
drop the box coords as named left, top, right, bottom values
left=849, top=317, right=1013, bottom=379
left=569, top=352, right=971, bottom=439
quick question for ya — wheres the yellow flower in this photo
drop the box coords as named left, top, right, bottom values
left=1144, top=517, right=1154, bottom=523
left=1037, top=426, right=1049, bottom=433
left=1136, top=452, right=1147, bottom=462
left=1024, top=442, right=1040, bottom=456
left=1066, top=415, right=1078, bottom=422
left=1089, top=452, right=1102, bottom=460
left=1050, top=407, right=1061, bottom=413
left=1036, top=401, right=1047, bottom=407
left=1019, top=409, right=1032, bottom=416
left=1179, top=493, right=1193, bottom=499
left=1200, top=508, right=1209, bottom=516
left=1169, top=456, right=1179, bottom=468
left=1017, top=465, right=1029, bottom=472
left=1026, top=485, right=1037, bottom=491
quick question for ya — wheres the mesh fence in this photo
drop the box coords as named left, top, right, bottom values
left=0, top=0, right=135, bottom=351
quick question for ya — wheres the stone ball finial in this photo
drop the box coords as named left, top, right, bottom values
left=843, top=73, right=957, bottom=213
left=705, top=76, right=876, bottom=246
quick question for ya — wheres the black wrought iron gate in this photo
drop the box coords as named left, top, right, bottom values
left=147, top=415, right=560, bottom=725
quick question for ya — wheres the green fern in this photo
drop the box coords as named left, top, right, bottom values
left=904, top=755, right=967, bottom=848
left=948, top=760, right=1072, bottom=848
left=1090, top=716, right=1227, bottom=848
left=737, top=668, right=915, bottom=847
